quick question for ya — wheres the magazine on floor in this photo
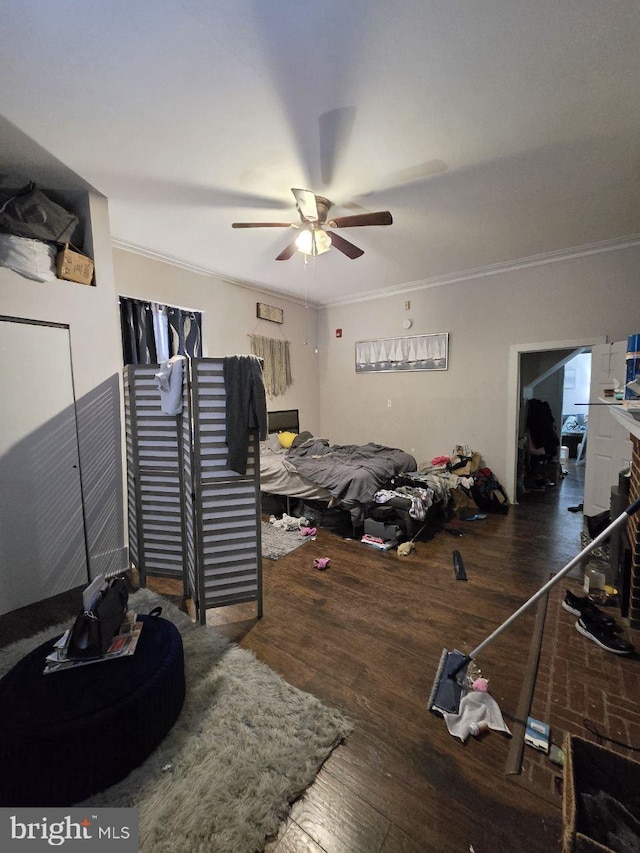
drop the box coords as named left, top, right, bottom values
left=43, top=611, right=143, bottom=674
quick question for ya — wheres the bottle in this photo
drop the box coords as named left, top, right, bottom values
left=469, top=721, right=489, bottom=737
left=584, top=565, right=606, bottom=603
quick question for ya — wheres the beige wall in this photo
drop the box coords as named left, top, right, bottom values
left=317, top=244, right=640, bottom=494
left=0, top=194, right=122, bottom=397
left=112, top=249, right=323, bottom=434
left=0, top=192, right=127, bottom=577
left=112, top=241, right=639, bottom=505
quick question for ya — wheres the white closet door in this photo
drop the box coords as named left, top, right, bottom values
left=0, top=319, right=88, bottom=615
left=583, top=341, right=633, bottom=517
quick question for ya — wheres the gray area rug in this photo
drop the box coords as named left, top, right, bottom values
left=0, top=588, right=352, bottom=853
left=261, top=520, right=311, bottom=560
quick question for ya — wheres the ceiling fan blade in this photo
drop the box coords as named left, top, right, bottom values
left=232, top=222, right=293, bottom=228
left=358, top=159, right=448, bottom=196
left=328, top=231, right=364, bottom=259
left=275, top=241, right=298, bottom=261
left=319, top=106, right=356, bottom=186
left=291, top=188, right=319, bottom=222
left=328, top=211, right=393, bottom=228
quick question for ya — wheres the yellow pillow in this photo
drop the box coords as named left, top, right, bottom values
left=278, top=431, right=297, bottom=449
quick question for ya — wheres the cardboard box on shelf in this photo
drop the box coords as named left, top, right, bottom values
left=56, top=243, right=94, bottom=285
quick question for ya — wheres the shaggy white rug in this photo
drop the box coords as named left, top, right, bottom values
left=0, top=589, right=352, bottom=853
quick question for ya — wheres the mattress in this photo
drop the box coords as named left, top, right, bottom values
left=260, top=437, right=332, bottom=501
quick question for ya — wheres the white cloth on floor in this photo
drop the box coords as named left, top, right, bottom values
left=154, top=355, right=185, bottom=415
left=269, top=513, right=309, bottom=531
left=442, top=690, right=512, bottom=742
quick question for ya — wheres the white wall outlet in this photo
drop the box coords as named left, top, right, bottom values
left=387, top=399, right=392, bottom=407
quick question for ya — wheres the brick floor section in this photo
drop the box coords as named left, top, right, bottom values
left=522, top=574, right=640, bottom=802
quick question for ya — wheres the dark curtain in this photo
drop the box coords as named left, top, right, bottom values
left=120, top=297, right=157, bottom=365
left=119, top=298, right=202, bottom=364
left=167, top=308, right=202, bottom=358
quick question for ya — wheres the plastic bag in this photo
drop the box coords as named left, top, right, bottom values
left=0, top=233, right=57, bottom=281
left=0, top=184, right=79, bottom=244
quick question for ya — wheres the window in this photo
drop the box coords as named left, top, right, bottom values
left=119, top=296, right=202, bottom=364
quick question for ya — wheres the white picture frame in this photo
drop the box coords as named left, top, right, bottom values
left=355, top=332, right=448, bottom=373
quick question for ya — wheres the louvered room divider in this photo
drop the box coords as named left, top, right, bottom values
left=124, top=358, right=263, bottom=624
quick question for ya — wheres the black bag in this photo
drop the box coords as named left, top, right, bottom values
left=0, top=183, right=79, bottom=244
left=470, top=467, right=510, bottom=515
left=67, top=576, right=129, bottom=660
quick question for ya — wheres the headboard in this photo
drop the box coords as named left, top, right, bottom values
left=267, top=409, right=300, bottom=434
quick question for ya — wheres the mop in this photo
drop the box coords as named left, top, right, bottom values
left=428, top=494, right=640, bottom=716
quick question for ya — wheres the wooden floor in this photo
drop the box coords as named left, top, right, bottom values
left=1, top=465, right=597, bottom=852
left=207, top=468, right=588, bottom=853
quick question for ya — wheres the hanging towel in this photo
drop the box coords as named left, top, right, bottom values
left=442, top=691, right=512, bottom=742
left=154, top=355, right=185, bottom=415
left=223, top=354, right=268, bottom=475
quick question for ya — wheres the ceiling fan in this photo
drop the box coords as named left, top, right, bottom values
left=231, top=188, right=392, bottom=261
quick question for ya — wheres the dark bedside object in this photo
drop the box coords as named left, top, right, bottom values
left=0, top=613, right=185, bottom=806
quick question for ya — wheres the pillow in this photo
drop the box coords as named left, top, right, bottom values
left=267, top=433, right=282, bottom=453
left=278, top=431, right=297, bottom=449
left=291, top=430, right=313, bottom=448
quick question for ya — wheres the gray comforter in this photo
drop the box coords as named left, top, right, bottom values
left=285, top=438, right=416, bottom=512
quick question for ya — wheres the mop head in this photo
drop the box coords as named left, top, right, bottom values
left=427, top=648, right=471, bottom=717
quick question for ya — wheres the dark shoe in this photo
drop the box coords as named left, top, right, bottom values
left=563, top=590, right=617, bottom=629
left=575, top=618, right=635, bottom=655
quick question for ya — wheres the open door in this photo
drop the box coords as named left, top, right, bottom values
left=582, top=341, right=633, bottom=517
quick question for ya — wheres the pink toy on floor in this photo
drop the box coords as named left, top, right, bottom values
left=300, top=527, right=317, bottom=537
left=313, top=557, right=330, bottom=570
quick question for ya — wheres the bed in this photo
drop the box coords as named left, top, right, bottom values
left=260, top=409, right=421, bottom=527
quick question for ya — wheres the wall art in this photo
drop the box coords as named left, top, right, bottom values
left=355, top=332, right=448, bottom=373
left=256, top=302, right=283, bottom=324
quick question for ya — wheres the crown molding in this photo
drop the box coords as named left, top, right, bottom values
left=112, top=232, right=640, bottom=311
left=111, top=237, right=320, bottom=309
left=320, top=233, right=640, bottom=308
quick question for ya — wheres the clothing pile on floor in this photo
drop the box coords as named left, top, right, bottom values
left=373, top=445, right=509, bottom=524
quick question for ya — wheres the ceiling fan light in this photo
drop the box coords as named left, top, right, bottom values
left=295, top=229, right=313, bottom=254
left=314, top=229, right=331, bottom=254
left=295, top=228, right=331, bottom=256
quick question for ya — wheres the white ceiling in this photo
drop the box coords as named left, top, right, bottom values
left=2, top=0, right=640, bottom=305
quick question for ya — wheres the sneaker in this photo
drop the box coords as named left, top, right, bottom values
left=563, top=590, right=618, bottom=629
left=575, top=618, right=635, bottom=655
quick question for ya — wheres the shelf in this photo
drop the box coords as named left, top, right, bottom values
left=600, top=398, right=640, bottom=441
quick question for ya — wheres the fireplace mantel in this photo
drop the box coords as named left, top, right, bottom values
left=601, top=399, right=640, bottom=441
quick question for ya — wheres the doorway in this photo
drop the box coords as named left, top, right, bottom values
left=559, top=352, right=591, bottom=464
left=506, top=336, right=606, bottom=505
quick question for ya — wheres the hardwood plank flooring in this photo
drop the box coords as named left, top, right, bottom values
left=0, top=464, right=595, bottom=851
left=217, top=474, right=587, bottom=852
